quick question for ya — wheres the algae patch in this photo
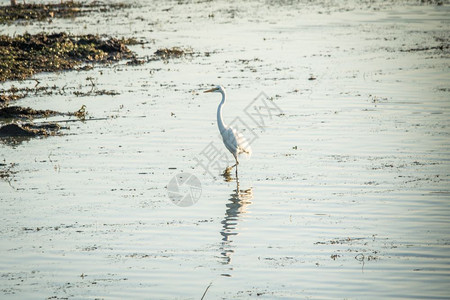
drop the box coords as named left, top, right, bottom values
left=0, top=32, right=137, bottom=82
left=0, top=1, right=131, bottom=24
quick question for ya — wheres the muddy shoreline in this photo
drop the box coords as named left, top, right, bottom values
left=0, top=2, right=191, bottom=139
left=0, top=32, right=137, bottom=83
left=0, top=1, right=131, bottom=24
left=0, top=31, right=137, bottom=138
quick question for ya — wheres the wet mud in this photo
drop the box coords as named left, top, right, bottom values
left=0, top=32, right=137, bottom=82
left=0, top=30, right=140, bottom=140
left=0, top=106, right=60, bottom=119
left=0, top=29, right=190, bottom=141
left=0, top=1, right=131, bottom=24
left=0, top=122, right=60, bottom=137
left=0, top=103, right=86, bottom=139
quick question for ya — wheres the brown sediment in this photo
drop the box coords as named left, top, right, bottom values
left=0, top=32, right=142, bottom=141
left=0, top=106, right=60, bottom=119
left=0, top=122, right=61, bottom=137
left=153, top=47, right=193, bottom=60
left=0, top=104, right=87, bottom=139
left=0, top=85, right=63, bottom=108
left=0, top=1, right=131, bottom=24
left=0, top=32, right=137, bottom=82
left=0, top=92, right=25, bottom=108
left=0, top=162, right=16, bottom=180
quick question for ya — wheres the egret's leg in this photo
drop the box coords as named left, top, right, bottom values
left=225, top=157, right=239, bottom=172
left=234, top=157, right=239, bottom=180
left=224, top=156, right=239, bottom=176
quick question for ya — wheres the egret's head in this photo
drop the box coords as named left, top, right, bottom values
left=203, top=85, right=224, bottom=94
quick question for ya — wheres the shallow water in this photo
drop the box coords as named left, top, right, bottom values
left=1, top=0, right=450, bottom=299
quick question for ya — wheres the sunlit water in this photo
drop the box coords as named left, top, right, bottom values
left=1, top=0, right=449, bottom=298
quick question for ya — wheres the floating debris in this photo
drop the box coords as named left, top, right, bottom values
left=127, top=57, right=146, bottom=66
left=400, top=44, right=449, bottom=52
left=73, top=89, right=120, bottom=97
left=0, top=91, right=25, bottom=107
left=0, top=85, right=62, bottom=108
left=0, top=162, right=16, bottom=180
left=153, top=47, right=193, bottom=60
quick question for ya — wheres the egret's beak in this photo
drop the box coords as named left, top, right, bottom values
left=204, top=88, right=217, bottom=93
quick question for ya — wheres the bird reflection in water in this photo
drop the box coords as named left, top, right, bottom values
left=219, top=179, right=253, bottom=265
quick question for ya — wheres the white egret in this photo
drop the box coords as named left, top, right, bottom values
left=204, top=85, right=252, bottom=176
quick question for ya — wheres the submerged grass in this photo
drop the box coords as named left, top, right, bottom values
left=0, top=32, right=137, bottom=82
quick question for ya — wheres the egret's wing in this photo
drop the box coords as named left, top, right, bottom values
left=231, top=127, right=252, bottom=157
left=221, top=128, right=239, bottom=156
left=221, top=127, right=252, bottom=158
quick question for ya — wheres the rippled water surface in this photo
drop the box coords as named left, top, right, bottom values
left=1, top=0, right=450, bottom=298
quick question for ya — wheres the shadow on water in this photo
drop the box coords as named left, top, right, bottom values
left=219, top=176, right=253, bottom=268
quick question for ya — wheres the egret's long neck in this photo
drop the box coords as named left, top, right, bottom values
left=217, top=90, right=227, bottom=134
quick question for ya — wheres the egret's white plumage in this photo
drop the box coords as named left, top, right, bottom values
left=204, top=85, right=252, bottom=174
